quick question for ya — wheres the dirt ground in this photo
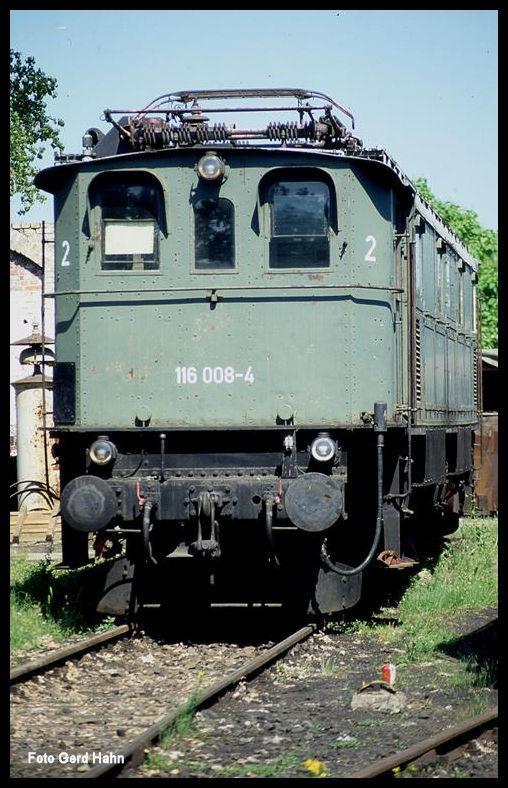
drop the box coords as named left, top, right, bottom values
left=133, top=607, right=498, bottom=779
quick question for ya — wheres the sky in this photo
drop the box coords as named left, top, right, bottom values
left=10, top=9, right=498, bottom=230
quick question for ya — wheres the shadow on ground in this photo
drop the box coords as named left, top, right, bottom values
left=437, top=614, right=498, bottom=688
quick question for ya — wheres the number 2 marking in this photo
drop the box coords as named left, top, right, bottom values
left=61, top=240, right=70, bottom=267
left=364, top=235, right=377, bottom=262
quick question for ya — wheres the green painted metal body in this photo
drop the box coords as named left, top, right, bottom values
left=51, top=149, right=403, bottom=429
left=45, top=145, right=478, bottom=432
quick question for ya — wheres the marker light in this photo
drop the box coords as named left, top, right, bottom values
left=89, top=436, right=117, bottom=465
left=310, top=433, right=336, bottom=463
left=196, top=153, right=225, bottom=181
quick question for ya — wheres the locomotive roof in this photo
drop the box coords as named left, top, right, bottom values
left=34, top=88, right=478, bottom=272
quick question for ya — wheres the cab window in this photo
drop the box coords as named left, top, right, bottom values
left=194, top=198, right=235, bottom=269
left=267, top=178, right=331, bottom=268
left=90, top=173, right=162, bottom=270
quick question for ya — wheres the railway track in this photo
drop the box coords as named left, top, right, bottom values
left=348, top=707, right=498, bottom=778
left=10, top=612, right=497, bottom=778
left=10, top=616, right=317, bottom=779
left=120, top=614, right=496, bottom=779
left=10, top=625, right=131, bottom=684
left=82, top=624, right=317, bottom=778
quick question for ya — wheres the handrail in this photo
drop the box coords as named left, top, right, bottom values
left=106, top=88, right=356, bottom=128
left=44, top=283, right=403, bottom=298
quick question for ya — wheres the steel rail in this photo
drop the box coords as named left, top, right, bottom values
left=80, top=623, right=317, bottom=778
left=347, top=706, right=498, bottom=778
left=10, top=625, right=131, bottom=684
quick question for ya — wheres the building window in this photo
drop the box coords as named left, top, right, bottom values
left=90, top=174, right=161, bottom=270
left=267, top=178, right=331, bottom=269
left=194, top=198, right=235, bottom=269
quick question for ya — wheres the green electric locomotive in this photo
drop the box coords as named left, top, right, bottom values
left=36, top=89, right=480, bottom=616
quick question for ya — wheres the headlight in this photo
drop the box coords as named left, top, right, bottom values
left=89, top=436, right=117, bottom=465
left=310, top=433, right=336, bottom=463
left=196, top=153, right=225, bottom=181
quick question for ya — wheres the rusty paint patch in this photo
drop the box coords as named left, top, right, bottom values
left=377, top=550, right=419, bottom=569
left=125, top=365, right=152, bottom=381
left=474, top=414, right=498, bottom=514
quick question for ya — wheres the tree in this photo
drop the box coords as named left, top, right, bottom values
left=10, top=49, right=64, bottom=215
left=413, top=177, right=498, bottom=349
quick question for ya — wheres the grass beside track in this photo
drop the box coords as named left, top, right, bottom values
left=10, top=556, right=116, bottom=654
left=345, top=516, right=498, bottom=686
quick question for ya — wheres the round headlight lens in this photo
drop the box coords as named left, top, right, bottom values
left=197, top=153, right=225, bottom=181
left=310, top=433, right=336, bottom=463
left=89, top=436, right=117, bottom=465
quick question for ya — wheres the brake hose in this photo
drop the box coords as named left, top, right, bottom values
left=321, top=403, right=386, bottom=577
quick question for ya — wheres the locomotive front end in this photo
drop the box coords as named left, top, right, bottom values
left=38, top=89, right=479, bottom=617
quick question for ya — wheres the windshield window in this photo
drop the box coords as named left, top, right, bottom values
left=268, top=180, right=330, bottom=268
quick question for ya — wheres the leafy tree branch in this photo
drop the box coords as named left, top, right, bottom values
left=10, top=49, right=64, bottom=215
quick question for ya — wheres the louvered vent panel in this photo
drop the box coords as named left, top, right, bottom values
left=414, top=318, right=422, bottom=403
left=473, top=347, right=479, bottom=410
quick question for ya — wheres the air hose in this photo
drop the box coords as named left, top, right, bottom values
left=142, top=500, right=157, bottom=565
left=320, top=402, right=386, bottom=577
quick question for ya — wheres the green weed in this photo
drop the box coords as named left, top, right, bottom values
left=359, top=518, right=497, bottom=661
left=158, top=693, right=203, bottom=746
left=10, top=556, right=118, bottom=654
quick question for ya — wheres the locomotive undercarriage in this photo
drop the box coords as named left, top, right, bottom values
left=56, top=424, right=474, bottom=617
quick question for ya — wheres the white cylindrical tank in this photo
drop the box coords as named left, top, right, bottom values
left=11, top=373, right=59, bottom=511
